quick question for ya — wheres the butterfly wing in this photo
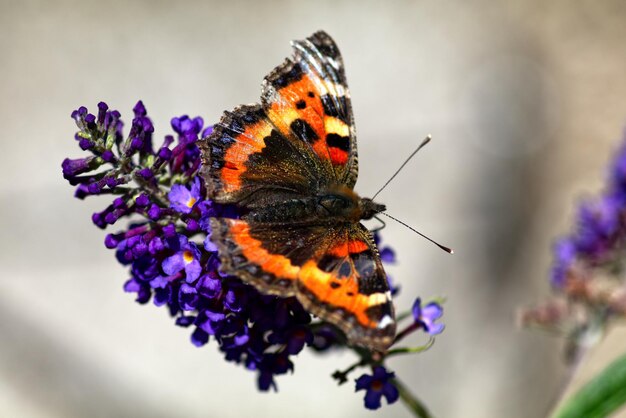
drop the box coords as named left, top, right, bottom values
left=211, top=218, right=395, bottom=351
left=200, top=31, right=358, bottom=206
left=296, top=222, right=395, bottom=351
left=200, top=103, right=326, bottom=206
left=209, top=217, right=327, bottom=295
left=262, top=30, right=358, bottom=189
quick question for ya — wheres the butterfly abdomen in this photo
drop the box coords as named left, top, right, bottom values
left=244, top=198, right=316, bottom=223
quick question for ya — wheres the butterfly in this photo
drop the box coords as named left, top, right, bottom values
left=200, top=31, right=395, bottom=352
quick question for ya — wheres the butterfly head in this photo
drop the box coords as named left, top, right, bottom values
left=358, top=197, right=386, bottom=221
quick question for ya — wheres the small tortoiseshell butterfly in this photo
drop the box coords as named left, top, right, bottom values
left=200, top=31, right=395, bottom=351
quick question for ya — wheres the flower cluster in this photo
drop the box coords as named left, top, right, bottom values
left=522, top=131, right=626, bottom=352
left=62, top=101, right=445, bottom=412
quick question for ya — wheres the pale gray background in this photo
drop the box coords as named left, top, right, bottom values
left=2, top=1, right=626, bottom=417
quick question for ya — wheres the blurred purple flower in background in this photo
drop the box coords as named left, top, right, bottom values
left=523, top=130, right=626, bottom=353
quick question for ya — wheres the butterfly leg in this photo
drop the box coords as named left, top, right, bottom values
left=369, top=215, right=386, bottom=233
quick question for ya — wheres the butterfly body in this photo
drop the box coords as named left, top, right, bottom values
left=201, top=31, right=396, bottom=351
left=243, top=186, right=385, bottom=225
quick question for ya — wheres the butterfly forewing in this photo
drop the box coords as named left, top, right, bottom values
left=262, top=31, right=358, bottom=189
left=200, top=104, right=322, bottom=205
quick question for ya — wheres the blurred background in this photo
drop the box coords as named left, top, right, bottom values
left=1, top=0, right=626, bottom=417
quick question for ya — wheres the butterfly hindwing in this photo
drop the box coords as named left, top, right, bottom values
left=210, top=218, right=304, bottom=295
left=296, top=223, right=395, bottom=351
left=210, top=217, right=395, bottom=351
left=211, top=218, right=342, bottom=295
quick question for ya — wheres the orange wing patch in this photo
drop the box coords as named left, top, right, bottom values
left=226, top=220, right=300, bottom=281
left=266, top=73, right=352, bottom=167
left=221, top=121, right=273, bottom=193
left=327, top=241, right=349, bottom=258
left=348, top=239, right=369, bottom=254
left=298, top=260, right=391, bottom=328
left=328, top=239, right=368, bottom=258
left=268, top=75, right=325, bottom=137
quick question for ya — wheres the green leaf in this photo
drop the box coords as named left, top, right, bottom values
left=552, top=351, right=626, bottom=418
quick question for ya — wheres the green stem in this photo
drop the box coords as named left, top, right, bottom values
left=551, top=349, right=626, bottom=418
left=392, top=377, right=433, bottom=418
left=386, top=338, right=435, bottom=358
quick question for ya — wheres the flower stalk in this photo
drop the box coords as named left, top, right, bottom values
left=393, top=377, right=433, bottom=418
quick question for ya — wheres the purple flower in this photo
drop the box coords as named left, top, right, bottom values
left=547, top=135, right=626, bottom=292
left=256, top=353, right=294, bottom=392
left=267, top=325, right=313, bottom=355
left=547, top=138, right=626, bottom=289
left=573, top=197, right=620, bottom=257
left=355, top=366, right=399, bottom=410
left=311, top=324, right=342, bottom=351
left=169, top=177, right=202, bottom=214
left=373, top=233, right=395, bottom=264
left=284, top=326, right=314, bottom=355
left=126, top=101, right=154, bottom=155
left=161, top=235, right=202, bottom=282
left=61, top=156, right=99, bottom=179
left=550, top=238, right=576, bottom=288
left=202, top=125, right=214, bottom=138
left=171, top=115, right=204, bottom=140
left=191, top=327, right=209, bottom=347
left=610, top=136, right=626, bottom=196
left=412, top=298, right=444, bottom=335
left=386, top=274, right=401, bottom=296
left=167, top=115, right=204, bottom=175
left=196, top=272, right=222, bottom=299
left=179, top=283, right=199, bottom=311
left=124, top=278, right=151, bottom=304
left=204, top=235, right=219, bottom=252
left=380, top=247, right=395, bottom=263
left=524, top=129, right=626, bottom=361
left=135, top=193, right=150, bottom=207
left=196, top=308, right=226, bottom=336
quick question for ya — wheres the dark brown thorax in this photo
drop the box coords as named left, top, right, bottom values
left=316, top=185, right=385, bottom=222
left=243, top=185, right=385, bottom=225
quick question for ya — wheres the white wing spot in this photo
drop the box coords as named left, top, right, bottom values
left=378, top=315, right=394, bottom=329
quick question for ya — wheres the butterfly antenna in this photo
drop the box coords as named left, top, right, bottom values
left=371, top=135, right=432, bottom=200
left=379, top=212, right=454, bottom=254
